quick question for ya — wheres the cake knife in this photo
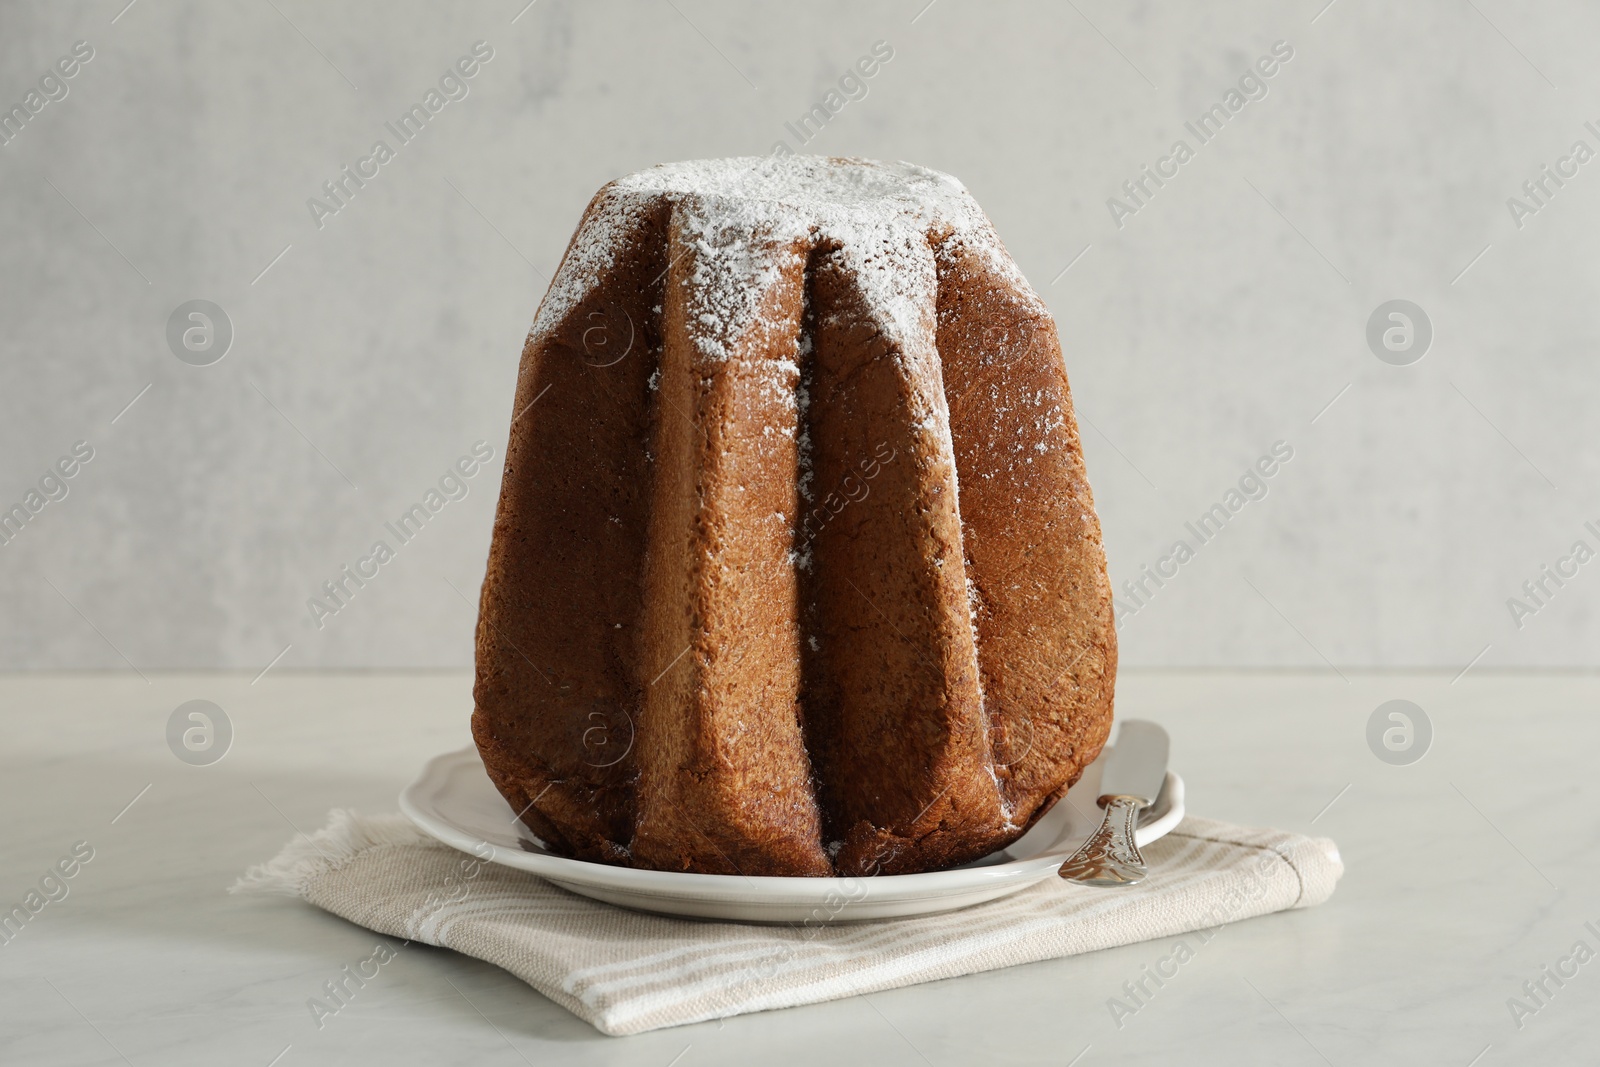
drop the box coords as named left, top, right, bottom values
left=1057, top=720, right=1169, bottom=887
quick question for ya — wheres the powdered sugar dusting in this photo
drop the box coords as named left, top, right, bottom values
left=527, top=157, right=1003, bottom=356
left=528, top=188, right=639, bottom=347
left=613, top=156, right=973, bottom=216
left=674, top=198, right=810, bottom=365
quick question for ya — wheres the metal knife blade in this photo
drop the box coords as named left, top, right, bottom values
left=1096, top=719, right=1169, bottom=806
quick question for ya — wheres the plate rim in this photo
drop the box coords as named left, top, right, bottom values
left=399, top=744, right=1185, bottom=900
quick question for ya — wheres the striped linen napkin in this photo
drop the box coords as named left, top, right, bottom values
left=235, top=810, right=1342, bottom=1036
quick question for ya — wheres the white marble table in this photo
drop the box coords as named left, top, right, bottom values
left=0, top=670, right=1592, bottom=1065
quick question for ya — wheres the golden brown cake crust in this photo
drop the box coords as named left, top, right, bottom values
left=473, top=157, right=1115, bottom=877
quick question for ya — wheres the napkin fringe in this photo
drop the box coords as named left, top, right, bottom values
left=230, top=809, right=424, bottom=898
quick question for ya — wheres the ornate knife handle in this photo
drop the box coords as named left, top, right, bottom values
left=1057, top=795, right=1147, bottom=887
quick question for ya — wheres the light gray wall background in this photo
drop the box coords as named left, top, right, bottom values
left=2, top=0, right=1596, bottom=673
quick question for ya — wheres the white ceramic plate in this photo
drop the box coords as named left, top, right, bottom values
left=399, top=742, right=1184, bottom=923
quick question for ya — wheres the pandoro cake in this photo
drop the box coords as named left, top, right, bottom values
left=472, top=156, right=1115, bottom=877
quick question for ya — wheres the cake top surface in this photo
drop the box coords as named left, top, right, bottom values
left=610, top=156, right=975, bottom=216
left=529, top=156, right=1033, bottom=358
